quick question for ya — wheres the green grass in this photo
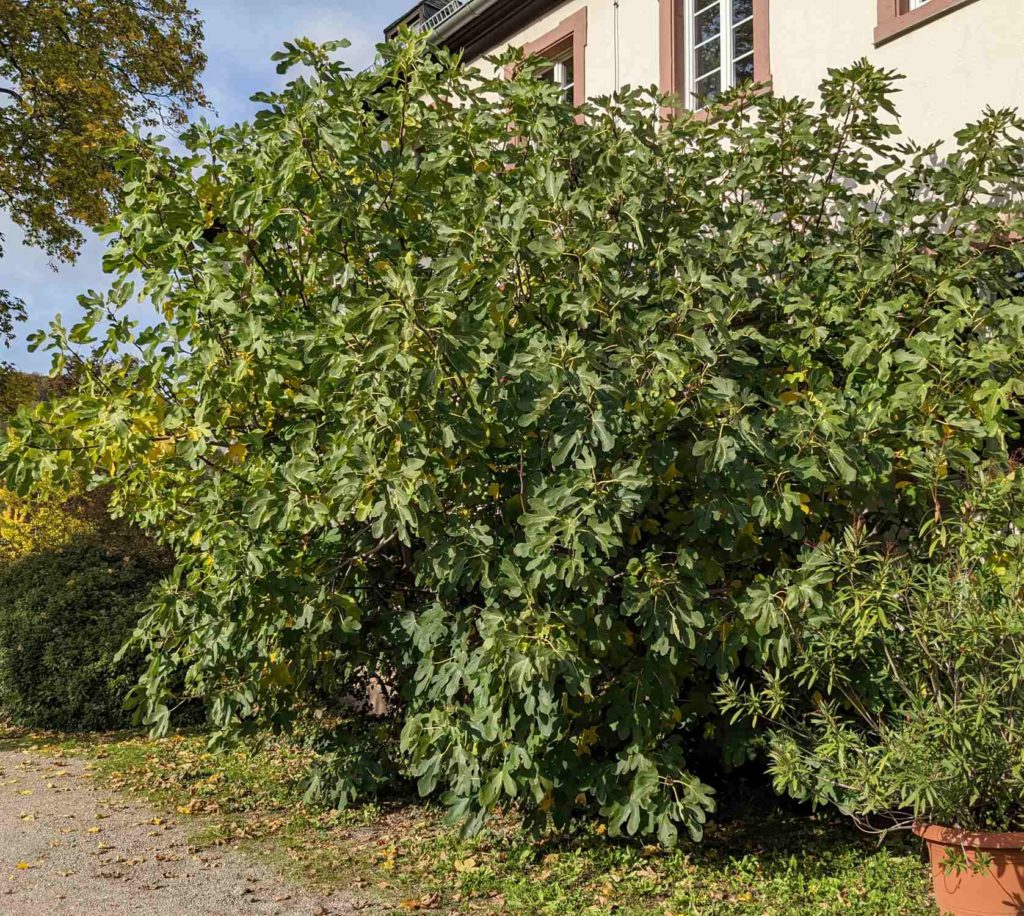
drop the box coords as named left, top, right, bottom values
left=0, top=728, right=934, bottom=915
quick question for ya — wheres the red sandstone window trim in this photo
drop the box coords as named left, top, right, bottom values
left=513, top=7, right=589, bottom=110
left=875, top=0, right=982, bottom=46
left=659, top=0, right=771, bottom=117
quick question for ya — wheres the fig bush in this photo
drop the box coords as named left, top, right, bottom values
left=3, top=36, right=1024, bottom=842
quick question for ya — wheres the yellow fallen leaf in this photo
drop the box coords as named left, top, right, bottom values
left=453, top=857, right=478, bottom=873
left=15, top=862, right=31, bottom=870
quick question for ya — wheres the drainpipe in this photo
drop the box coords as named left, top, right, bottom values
left=613, top=0, right=621, bottom=92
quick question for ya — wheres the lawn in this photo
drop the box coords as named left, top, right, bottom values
left=0, top=728, right=934, bottom=915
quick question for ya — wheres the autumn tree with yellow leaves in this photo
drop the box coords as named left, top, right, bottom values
left=0, top=0, right=206, bottom=340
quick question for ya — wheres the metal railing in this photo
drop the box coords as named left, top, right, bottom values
left=413, top=0, right=475, bottom=33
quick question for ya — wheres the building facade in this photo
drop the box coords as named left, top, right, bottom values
left=386, top=0, right=1024, bottom=141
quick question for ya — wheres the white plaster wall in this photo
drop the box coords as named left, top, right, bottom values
left=773, top=0, right=1024, bottom=143
left=468, top=0, right=662, bottom=99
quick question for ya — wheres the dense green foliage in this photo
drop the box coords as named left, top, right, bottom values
left=722, top=471, right=1024, bottom=833
left=0, top=367, right=43, bottom=421
left=4, top=35, right=1024, bottom=842
left=0, top=544, right=166, bottom=730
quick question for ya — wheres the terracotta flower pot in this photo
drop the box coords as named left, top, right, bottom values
left=914, top=824, right=1024, bottom=915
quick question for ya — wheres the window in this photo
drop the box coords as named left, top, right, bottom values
left=875, top=0, right=981, bottom=46
left=659, top=0, right=770, bottom=117
left=686, top=0, right=755, bottom=108
left=538, top=52, right=575, bottom=106
left=514, top=8, right=588, bottom=110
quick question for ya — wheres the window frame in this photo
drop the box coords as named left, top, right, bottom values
left=517, top=8, right=588, bottom=110
left=537, top=50, right=576, bottom=106
left=875, top=0, right=982, bottom=46
left=660, top=0, right=771, bottom=117
left=684, top=0, right=758, bottom=111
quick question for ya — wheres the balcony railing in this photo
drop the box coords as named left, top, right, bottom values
left=413, top=0, right=475, bottom=33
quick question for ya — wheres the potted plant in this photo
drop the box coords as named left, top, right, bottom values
left=721, top=471, right=1024, bottom=915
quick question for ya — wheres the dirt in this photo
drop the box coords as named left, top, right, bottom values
left=0, top=748, right=380, bottom=916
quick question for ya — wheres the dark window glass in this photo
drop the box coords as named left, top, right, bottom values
left=696, top=37, right=721, bottom=79
left=733, top=0, right=753, bottom=24
left=695, top=71, right=721, bottom=105
left=694, top=3, right=722, bottom=45
left=733, top=18, right=754, bottom=61
left=734, top=54, right=754, bottom=84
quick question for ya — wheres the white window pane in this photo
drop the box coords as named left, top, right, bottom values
left=536, top=52, right=574, bottom=104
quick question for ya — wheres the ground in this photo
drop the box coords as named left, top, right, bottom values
left=0, top=730, right=935, bottom=915
left=0, top=746, right=371, bottom=915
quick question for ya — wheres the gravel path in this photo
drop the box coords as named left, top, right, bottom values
left=0, top=748, right=375, bottom=916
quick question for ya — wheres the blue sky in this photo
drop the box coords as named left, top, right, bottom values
left=3, top=0, right=413, bottom=373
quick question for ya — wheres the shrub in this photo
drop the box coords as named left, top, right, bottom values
left=0, top=361, right=168, bottom=567
left=0, top=486, right=97, bottom=564
left=721, top=470, right=1024, bottom=832
left=0, top=483, right=168, bottom=567
left=0, top=367, right=42, bottom=421
left=3, top=36, right=1024, bottom=842
left=0, top=545, right=166, bottom=730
